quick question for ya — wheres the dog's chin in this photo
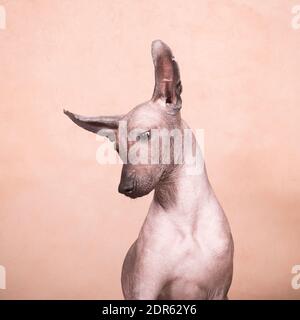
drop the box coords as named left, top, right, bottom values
left=123, top=188, right=153, bottom=199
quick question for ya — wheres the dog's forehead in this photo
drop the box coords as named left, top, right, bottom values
left=125, top=101, right=166, bottom=129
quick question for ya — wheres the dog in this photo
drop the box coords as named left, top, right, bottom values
left=64, top=40, right=234, bottom=299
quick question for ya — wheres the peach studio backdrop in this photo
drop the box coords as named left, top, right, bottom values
left=0, top=0, right=300, bottom=299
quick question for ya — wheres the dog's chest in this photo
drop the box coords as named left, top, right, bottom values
left=138, top=218, right=232, bottom=279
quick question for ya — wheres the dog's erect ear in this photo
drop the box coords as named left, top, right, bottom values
left=64, top=109, right=122, bottom=141
left=151, top=40, right=182, bottom=113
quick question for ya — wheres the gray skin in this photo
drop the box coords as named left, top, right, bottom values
left=64, top=40, right=234, bottom=300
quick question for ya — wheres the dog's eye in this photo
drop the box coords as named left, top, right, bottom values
left=137, top=131, right=151, bottom=142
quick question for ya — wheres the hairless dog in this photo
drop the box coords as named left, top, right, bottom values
left=64, top=40, right=234, bottom=300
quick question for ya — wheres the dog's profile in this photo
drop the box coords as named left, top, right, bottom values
left=64, top=40, right=233, bottom=300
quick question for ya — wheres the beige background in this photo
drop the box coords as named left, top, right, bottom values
left=0, top=0, right=300, bottom=299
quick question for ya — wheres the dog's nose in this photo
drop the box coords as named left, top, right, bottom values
left=118, top=180, right=134, bottom=195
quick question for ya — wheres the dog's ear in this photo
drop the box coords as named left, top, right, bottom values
left=151, top=40, right=182, bottom=113
left=64, top=109, right=122, bottom=141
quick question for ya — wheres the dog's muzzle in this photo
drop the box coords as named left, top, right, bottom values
left=118, top=179, right=135, bottom=196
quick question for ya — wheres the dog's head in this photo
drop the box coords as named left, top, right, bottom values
left=64, top=40, right=183, bottom=199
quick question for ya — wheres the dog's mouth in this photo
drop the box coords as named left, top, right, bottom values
left=118, top=176, right=157, bottom=199
left=122, top=187, right=144, bottom=199
left=124, top=191, right=139, bottom=199
left=121, top=186, right=153, bottom=199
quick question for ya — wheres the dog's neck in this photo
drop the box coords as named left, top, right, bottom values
left=148, top=160, right=228, bottom=248
left=154, top=161, right=211, bottom=214
left=154, top=122, right=209, bottom=214
left=143, top=125, right=231, bottom=252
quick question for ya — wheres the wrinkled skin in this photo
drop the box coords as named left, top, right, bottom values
left=64, top=40, right=234, bottom=299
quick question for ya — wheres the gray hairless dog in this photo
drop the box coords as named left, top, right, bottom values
left=64, top=40, right=234, bottom=300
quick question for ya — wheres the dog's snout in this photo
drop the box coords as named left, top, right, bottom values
left=118, top=179, right=134, bottom=195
